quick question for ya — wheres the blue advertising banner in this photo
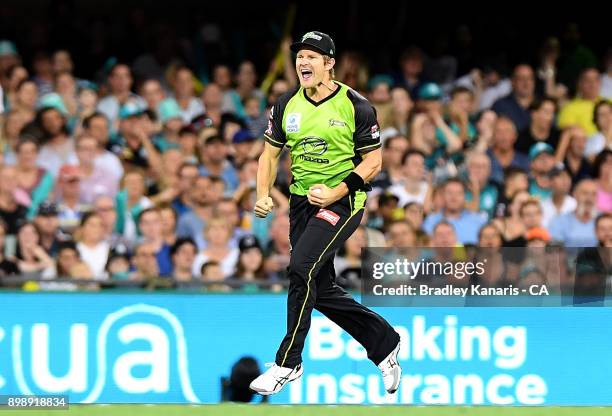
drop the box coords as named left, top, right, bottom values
left=0, top=293, right=610, bottom=405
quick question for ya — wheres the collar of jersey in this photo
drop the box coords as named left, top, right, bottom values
left=302, top=81, right=342, bottom=107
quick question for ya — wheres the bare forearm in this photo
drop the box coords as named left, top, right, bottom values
left=257, top=151, right=279, bottom=199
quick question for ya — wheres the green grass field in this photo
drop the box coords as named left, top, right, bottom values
left=4, top=405, right=612, bottom=416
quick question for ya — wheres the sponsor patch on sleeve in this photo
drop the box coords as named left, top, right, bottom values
left=315, top=208, right=340, bottom=226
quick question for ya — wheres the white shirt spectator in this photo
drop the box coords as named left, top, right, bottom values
left=585, top=132, right=611, bottom=158
left=94, top=151, right=124, bottom=184
left=454, top=74, right=512, bottom=111
left=38, top=141, right=78, bottom=177
left=77, top=241, right=110, bottom=280
left=192, top=249, right=239, bottom=278
left=170, top=96, right=205, bottom=124
left=388, top=181, right=429, bottom=207
left=80, top=165, right=120, bottom=205
left=97, top=94, right=146, bottom=126
left=541, top=195, right=577, bottom=228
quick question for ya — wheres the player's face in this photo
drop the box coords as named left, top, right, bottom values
left=296, top=49, right=327, bottom=88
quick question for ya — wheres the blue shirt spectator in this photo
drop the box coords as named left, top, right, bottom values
left=491, top=64, right=536, bottom=132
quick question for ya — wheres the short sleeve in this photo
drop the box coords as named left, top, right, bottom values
left=263, top=102, right=286, bottom=148
left=351, top=92, right=381, bottom=154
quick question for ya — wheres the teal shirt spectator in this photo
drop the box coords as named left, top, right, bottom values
left=529, top=179, right=552, bottom=200
left=26, top=171, right=55, bottom=220
left=465, top=182, right=500, bottom=219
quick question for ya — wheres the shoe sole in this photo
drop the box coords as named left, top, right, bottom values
left=250, top=365, right=304, bottom=396
left=387, top=342, right=402, bottom=394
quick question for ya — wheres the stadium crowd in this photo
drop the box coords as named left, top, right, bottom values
left=0, top=27, right=611, bottom=292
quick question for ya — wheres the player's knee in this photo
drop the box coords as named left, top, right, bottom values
left=288, top=256, right=316, bottom=283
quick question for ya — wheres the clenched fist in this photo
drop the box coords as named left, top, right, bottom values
left=254, top=196, right=274, bottom=218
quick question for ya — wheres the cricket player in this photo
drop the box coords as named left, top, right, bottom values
left=249, top=31, right=401, bottom=396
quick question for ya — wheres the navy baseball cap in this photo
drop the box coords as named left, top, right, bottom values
left=291, top=31, right=335, bottom=58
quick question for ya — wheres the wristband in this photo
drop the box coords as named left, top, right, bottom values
left=341, top=172, right=365, bottom=193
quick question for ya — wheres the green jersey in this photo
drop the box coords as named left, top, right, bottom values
left=264, top=81, right=381, bottom=199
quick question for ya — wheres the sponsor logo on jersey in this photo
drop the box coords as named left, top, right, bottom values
left=370, top=124, right=380, bottom=139
left=287, top=113, right=301, bottom=133
left=329, top=119, right=347, bottom=127
left=301, top=137, right=328, bottom=155
left=316, top=208, right=340, bottom=226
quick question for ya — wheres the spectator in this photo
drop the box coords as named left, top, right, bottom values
left=263, top=213, right=291, bottom=280
left=200, top=260, right=229, bottom=291
left=396, top=46, right=425, bottom=100
left=389, top=87, right=413, bottom=136
left=372, top=193, right=400, bottom=231
left=492, top=64, right=536, bottom=132
left=478, top=222, right=503, bottom=248
left=487, top=116, right=529, bottom=183
left=422, top=178, right=487, bottom=244
left=114, top=103, right=162, bottom=174
left=55, top=71, right=78, bottom=118
left=176, top=175, right=218, bottom=249
left=33, top=202, right=66, bottom=256
left=199, top=135, right=239, bottom=193
left=192, top=217, right=239, bottom=278
left=228, top=235, right=269, bottom=289
left=464, top=151, right=501, bottom=218
left=528, top=142, right=556, bottom=199
left=430, top=221, right=459, bottom=247
left=139, top=79, right=166, bottom=115
left=541, top=166, right=577, bottom=228
left=215, top=197, right=249, bottom=248
left=212, top=64, right=233, bottom=92
left=177, top=126, right=199, bottom=163
left=592, top=150, right=612, bottom=213
left=159, top=204, right=178, bottom=246
left=13, top=139, right=54, bottom=218
left=386, top=220, right=417, bottom=248
left=447, top=86, right=477, bottom=145
left=170, top=66, right=204, bottom=123
left=243, top=95, right=268, bottom=138
left=54, top=165, right=89, bottom=233
left=92, top=195, right=124, bottom=247
left=129, top=243, right=159, bottom=281
left=76, top=212, right=110, bottom=280
left=76, top=82, right=99, bottom=124
left=555, top=126, right=592, bottom=187
left=36, top=107, right=77, bottom=176
left=171, top=162, right=199, bottom=217
left=492, top=190, right=530, bottom=246
left=156, top=98, right=184, bottom=150
left=12, top=79, right=38, bottom=122
left=372, top=135, right=409, bottom=190
left=15, top=221, right=54, bottom=278
left=115, top=171, right=153, bottom=246
left=232, top=130, right=258, bottom=168
left=75, top=134, right=119, bottom=204
left=389, top=150, right=429, bottom=207
left=106, top=249, right=131, bottom=281
left=595, top=213, right=612, bottom=247
left=0, top=219, right=18, bottom=277
left=137, top=207, right=173, bottom=277
left=97, top=63, right=146, bottom=127
left=334, top=226, right=367, bottom=289
left=3, top=65, right=29, bottom=111
left=171, top=237, right=198, bottom=282
left=83, top=112, right=124, bottom=183
left=519, top=198, right=545, bottom=232
left=549, top=179, right=599, bottom=247
left=516, top=97, right=560, bottom=154
left=404, top=202, right=425, bottom=232
left=1, top=110, right=29, bottom=164
left=584, top=100, right=612, bottom=160
left=0, top=166, right=28, bottom=234
left=495, top=167, right=529, bottom=217
left=558, top=67, right=602, bottom=135
left=31, top=52, right=53, bottom=96
left=201, top=83, right=224, bottom=128
left=411, top=83, right=463, bottom=172
left=222, top=61, right=265, bottom=119
left=54, top=240, right=93, bottom=281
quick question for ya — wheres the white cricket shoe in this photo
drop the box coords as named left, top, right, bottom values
left=378, top=341, right=402, bottom=393
left=249, top=362, right=303, bottom=395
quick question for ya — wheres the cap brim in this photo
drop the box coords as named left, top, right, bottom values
left=290, top=42, right=330, bottom=56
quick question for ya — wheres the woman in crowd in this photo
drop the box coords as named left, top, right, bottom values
left=76, top=212, right=110, bottom=280
left=192, top=216, right=239, bottom=278
left=115, top=170, right=153, bottom=247
left=15, top=221, right=55, bottom=278
left=593, top=149, right=612, bottom=213
left=13, top=139, right=55, bottom=218
left=227, top=235, right=271, bottom=291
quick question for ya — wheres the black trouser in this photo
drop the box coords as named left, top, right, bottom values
left=275, top=193, right=400, bottom=368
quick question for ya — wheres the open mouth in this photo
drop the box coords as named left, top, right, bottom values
left=300, top=68, right=313, bottom=81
